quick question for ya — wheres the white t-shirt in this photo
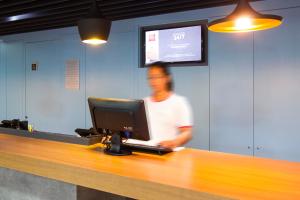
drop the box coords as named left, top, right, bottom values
left=143, top=93, right=193, bottom=143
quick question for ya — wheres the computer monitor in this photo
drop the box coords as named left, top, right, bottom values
left=88, top=97, right=150, bottom=155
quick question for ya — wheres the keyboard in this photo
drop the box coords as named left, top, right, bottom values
left=122, top=143, right=173, bottom=155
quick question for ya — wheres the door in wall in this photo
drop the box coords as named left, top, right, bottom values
left=253, top=9, right=300, bottom=162
left=209, top=32, right=254, bottom=156
left=25, top=39, right=86, bottom=134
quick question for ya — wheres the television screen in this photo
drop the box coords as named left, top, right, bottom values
left=140, top=20, right=208, bottom=67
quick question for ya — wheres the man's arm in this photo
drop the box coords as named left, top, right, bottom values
left=159, top=127, right=192, bottom=149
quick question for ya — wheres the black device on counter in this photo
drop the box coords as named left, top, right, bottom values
left=75, top=128, right=97, bottom=137
left=88, top=97, right=173, bottom=156
left=0, top=119, right=28, bottom=131
left=88, top=97, right=151, bottom=156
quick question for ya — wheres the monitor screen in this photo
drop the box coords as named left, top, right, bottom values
left=140, top=20, right=208, bottom=67
left=88, top=97, right=150, bottom=141
left=145, top=26, right=202, bottom=63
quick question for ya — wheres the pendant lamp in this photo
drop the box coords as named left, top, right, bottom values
left=208, top=0, right=283, bottom=33
left=77, top=0, right=111, bottom=45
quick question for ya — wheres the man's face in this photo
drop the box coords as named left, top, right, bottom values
left=147, top=67, right=170, bottom=93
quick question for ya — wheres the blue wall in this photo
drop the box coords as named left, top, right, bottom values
left=1, top=0, right=300, bottom=162
left=0, top=42, right=5, bottom=120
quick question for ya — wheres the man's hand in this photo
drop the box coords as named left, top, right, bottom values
left=159, top=139, right=179, bottom=149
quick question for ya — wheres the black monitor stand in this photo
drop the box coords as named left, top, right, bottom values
left=104, top=133, right=132, bottom=156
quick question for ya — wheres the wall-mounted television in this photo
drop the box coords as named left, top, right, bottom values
left=140, top=20, right=208, bottom=67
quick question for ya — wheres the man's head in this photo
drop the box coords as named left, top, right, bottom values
left=147, top=62, right=173, bottom=93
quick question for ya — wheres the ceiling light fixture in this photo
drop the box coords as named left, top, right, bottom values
left=5, top=13, right=39, bottom=22
left=208, top=0, right=283, bottom=33
left=77, top=0, right=111, bottom=45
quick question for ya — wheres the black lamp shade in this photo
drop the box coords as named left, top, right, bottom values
left=78, top=17, right=111, bottom=44
left=208, top=0, right=283, bottom=33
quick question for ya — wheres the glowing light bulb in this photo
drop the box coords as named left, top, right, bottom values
left=82, top=39, right=107, bottom=45
left=235, top=17, right=253, bottom=31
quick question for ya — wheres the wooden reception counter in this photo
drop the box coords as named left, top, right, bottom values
left=0, top=132, right=300, bottom=200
